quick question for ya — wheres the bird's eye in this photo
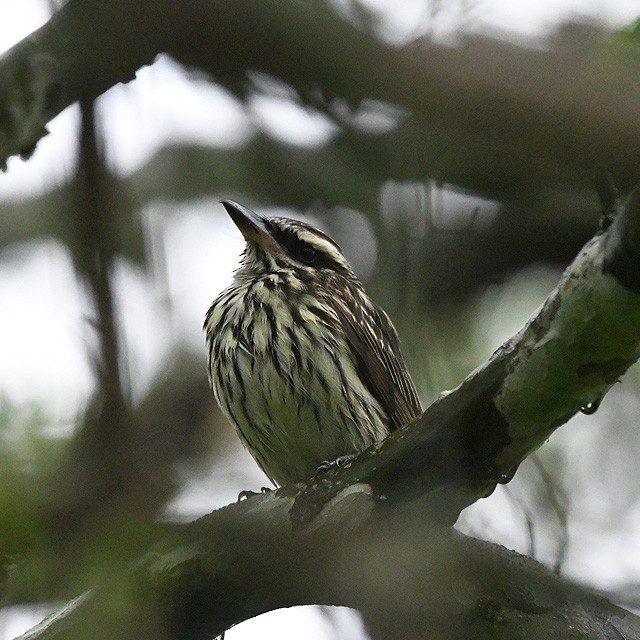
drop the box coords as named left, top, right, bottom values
left=298, top=245, right=317, bottom=265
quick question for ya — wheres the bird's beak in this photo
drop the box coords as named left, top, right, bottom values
left=221, top=200, right=281, bottom=255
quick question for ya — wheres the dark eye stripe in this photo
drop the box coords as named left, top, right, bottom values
left=266, top=219, right=347, bottom=272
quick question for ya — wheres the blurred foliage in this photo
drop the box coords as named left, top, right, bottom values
left=0, top=398, right=57, bottom=570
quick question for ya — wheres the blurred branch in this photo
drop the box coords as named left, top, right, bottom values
left=16, top=492, right=640, bottom=640
left=0, top=138, right=598, bottom=302
left=530, top=454, right=569, bottom=575
left=3, top=2, right=640, bottom=192
left=0, top=0, right=164, bottom=167
left=0, top=182, right=145, bottom=265
left=43, top=98, right=134, bottom=538
left=161, top=12, right=640, bottom=193
left=24, top=104, right=215, bottom=592
left=2, top=0, right=634, bottom=303
left=74, top=99, right=127, bottom=440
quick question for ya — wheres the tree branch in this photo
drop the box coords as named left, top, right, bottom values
left=0, top=0, right=163, bottom=167
left=17, top=493, right=640, bottom=640
left=3, top=1, right=640, bottom=193
left=326, top=186, right=640, bottom=522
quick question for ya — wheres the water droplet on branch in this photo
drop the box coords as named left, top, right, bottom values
left=580, top=397, right=602, bottom=415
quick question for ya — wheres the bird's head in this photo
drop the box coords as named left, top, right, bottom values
left=222, top=200, right=356, bottom=279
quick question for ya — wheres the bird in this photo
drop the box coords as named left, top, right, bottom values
left=204, top=200, right=421, bottom=487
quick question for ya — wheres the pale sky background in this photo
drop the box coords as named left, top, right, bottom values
left=1, top=1, right=640, bottom=639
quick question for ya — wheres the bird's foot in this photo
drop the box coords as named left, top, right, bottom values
left=316, top=453, right=357, bottom=475
left=237, top=487, right=272, bottom=501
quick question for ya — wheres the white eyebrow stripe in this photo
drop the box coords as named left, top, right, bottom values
left=296, top=228, right=351, bottom=270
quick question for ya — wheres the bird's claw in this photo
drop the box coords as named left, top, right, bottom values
left=316, top=453, right=357, bottom=475
left=237, top=487, right=272, bottom=501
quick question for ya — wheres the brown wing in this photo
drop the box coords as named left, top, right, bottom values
left=328, top=280, right=422, bottom=430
